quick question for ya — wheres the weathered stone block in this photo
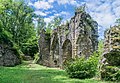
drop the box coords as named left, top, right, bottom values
left=0, top=45, right=21, bottom=66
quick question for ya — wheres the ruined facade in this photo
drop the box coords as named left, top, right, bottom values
left=38, top=8, right=98, bottom=67
left=102, top=26, right=120, bottom=66
left=101, top=26, right=120, bottom=80
left=104, top=26, right=120, bottom=53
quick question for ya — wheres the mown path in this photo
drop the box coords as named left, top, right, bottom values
left=0, top=61, right=112, bottom=83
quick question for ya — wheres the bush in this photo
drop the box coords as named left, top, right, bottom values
left=100, top=51, right=120, bottom=81
left=65, top=52, right=99, bottom=79
left=101, top=66, right=120, bottom=81
left=104, top=52, right=120, bottom=66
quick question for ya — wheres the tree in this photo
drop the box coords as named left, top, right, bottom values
left=0, top=0, right=38, bottom=56
left=36, top=17, right=46, bottom=35
left=0, top=0, right=35, bottom=44
left=51, top=16, right=63, bottom=28
left=116, top=18, right=120, bottom=24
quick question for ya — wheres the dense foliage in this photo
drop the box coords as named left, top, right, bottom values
left=0, top=27, right=13, bottom=46
left=0, top=0, right=38, bottom=57
left=65, top=40, right=104, bottom=79
left=101, top=66, right=120, bottom=81
left=65, top=52, right=99, bottom=79
left=21, top=36, right=38, bottom=57
left=100, top=52, right=120, bottom=81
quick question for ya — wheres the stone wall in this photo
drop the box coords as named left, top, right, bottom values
left=37, top=29, right=51, bottom=67
left=100, top=26, right=120, bottom=80
left=38, top=8, right=98, bottom=68
left=0, top=44, right=21, bottom=66
left=101, top=26, right=120, bottom=66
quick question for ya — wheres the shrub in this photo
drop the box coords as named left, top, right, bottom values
left=65, top=52, right=99, bottom=79
left=100, top=51, right=120, bottom=81
left=101, top=66, right=120, bottom=81
left=104, top=52, right=120, bottom=66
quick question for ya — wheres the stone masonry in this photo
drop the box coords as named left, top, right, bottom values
left=101, top=26, right=120, bottom=66
left=38, top=7, right=98, bottom=68
left=0, top=44, right=21, bottom=66
left=100, top=26, right=120, bottom=80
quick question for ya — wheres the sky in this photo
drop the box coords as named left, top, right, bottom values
left=27, top=0, right=120, bottom=39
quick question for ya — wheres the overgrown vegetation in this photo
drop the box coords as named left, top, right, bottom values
left=21, top=36, right=38, bottom=57
left=100, top=52, right=120, bottom=81
left=0, top=0, right=120, bottom=82
left=65, top=40, right=104, bottom=79
left=65, top=52, right=99, bottom=79
left=0, top=0, right=63, bottom=63
left=100, top=22, right=120, bottom=82
left=101, top=66, right=120, bottom=81
left=0, top=0, right=38, bottom=58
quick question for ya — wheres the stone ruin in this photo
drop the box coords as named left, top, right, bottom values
left=0, top=45, right=21, bottom=66
left=37, top=7, right=98, bottom=68
left=0, top=44, right=21, bottom=66
left=104, top=26, right=120, bottom=52
left=101, top=26, right=120, bottom=66
left=0, top=29, right=21, bottom=66
left=101, top=26, right=120, bottom=80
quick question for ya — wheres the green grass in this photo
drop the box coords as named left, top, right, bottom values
left=0, top=61, right=113, bottom=83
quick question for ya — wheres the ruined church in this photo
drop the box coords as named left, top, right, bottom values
left=37, top=7, right=98, bottom=67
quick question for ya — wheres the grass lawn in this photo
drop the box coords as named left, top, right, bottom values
left=0, top=61, right=113, bottom=83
